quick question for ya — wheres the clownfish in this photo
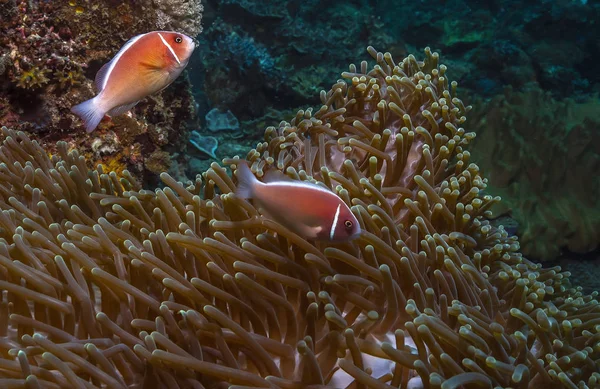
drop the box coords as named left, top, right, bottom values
left=235, top=161, right=361, bottom=241
left=71, top=31, right=196, bottom=132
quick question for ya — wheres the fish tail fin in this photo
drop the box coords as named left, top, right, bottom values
left=71, top=97, right=105, bottom=133
left=235, top=160, right=258, bottom=199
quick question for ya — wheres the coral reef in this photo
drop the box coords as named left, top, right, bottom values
left=0, top=48, right=598, bottom=388
left=197, top=0, right=600, bottom=124
left=195, top=1, right=600, bottom=260
left=0, top=0, right=202, bottom=184
left=205, top=108, right=240, bottom=133
left=197, top=0, right=397, bottom=126
left=189, top=130, right=218, bottom=159
left=371, top=0, right=599, bottom=98
left=468, top=87, right=600, bottom=260
left=151, top=0, right=204, bottom=37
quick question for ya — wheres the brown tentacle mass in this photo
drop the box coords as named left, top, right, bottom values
left=0, top=47, right=598, bottom=388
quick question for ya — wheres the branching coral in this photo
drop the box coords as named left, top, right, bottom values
left=0, top=48, right=598, bottom=389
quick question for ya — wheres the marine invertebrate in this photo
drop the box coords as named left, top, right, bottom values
left=53, top=69, right=85, bottom=89
left=210, top=24, right=278, bottom=77
left=189, top=130, right=219, bottom=159
left=468, top=87, right=600, bottom=260
left=0, top=0, right=201, bottom=183
left=16, top=67, right=50, bottom=90
left=151, top=0, right=204, bottom=37
left=145, top=149, right=172, bottom=175
left=2, top=1, right=88, bottom=96
left=201, top=21, right=285, bottom=117
left=198, top=1, right=389, bottom=119
left=0, top=47, right=598, bottom=389
left=205, top=108, right=240, bottom=133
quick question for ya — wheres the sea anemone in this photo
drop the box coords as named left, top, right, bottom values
left=0, top=47, right=598, bottom=388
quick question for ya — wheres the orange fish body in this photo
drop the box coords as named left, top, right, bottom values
left=235, top=161, right=361, bottom=241
left=71, top=31, right=195, bottom=132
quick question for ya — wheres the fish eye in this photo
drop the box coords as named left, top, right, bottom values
left=344, top=220, right=353, bottom=230
left=174, top=36, right=183, bottom=44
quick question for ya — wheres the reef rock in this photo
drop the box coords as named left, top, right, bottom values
left=0, top=0, right=202, bottom=183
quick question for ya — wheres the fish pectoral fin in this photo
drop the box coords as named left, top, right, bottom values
left=290, top=223, right=322, bottom=239
left=262, top=209, right=322, bottom=239
left=138, top=62, right=171, bottom=89
left=139, top=60, right=164, bottom=72
left=106, top=101, right=140, bottom=117
left=304, top=225, right=323, bottom=239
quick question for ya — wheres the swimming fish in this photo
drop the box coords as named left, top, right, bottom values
left=71, top=31, right=196, bottom=132
left=235, top=161, right=361, bottom=241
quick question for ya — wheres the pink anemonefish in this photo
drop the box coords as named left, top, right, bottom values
left=235, top=161, right=361, bottom=242
left=71, top=31, right=196, bottom=133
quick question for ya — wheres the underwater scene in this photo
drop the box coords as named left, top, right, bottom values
left=0, top=0, right=599, bottom=387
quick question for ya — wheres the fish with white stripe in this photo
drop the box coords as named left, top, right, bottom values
left=71, top=31, right=196, bottom=132
left=235, top=161, right=361, bottom=241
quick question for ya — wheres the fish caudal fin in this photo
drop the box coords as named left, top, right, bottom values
left=235, top=161, right=258, bottom=199
left=71, top=97, right=105, bottom=133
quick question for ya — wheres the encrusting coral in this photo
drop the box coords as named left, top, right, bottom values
left=0, top=48, right=598, bottom=388
left=0, top=0, right=201, bottom=183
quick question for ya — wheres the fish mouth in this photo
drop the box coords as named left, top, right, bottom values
left=348, top=230, right=362, bottom=241
left=184, top=35, right=198, bottom=51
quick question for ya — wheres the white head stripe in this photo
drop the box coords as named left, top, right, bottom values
left=330, top=204, right=342, bottom=240
left=157, top=33, right=181, bottom=65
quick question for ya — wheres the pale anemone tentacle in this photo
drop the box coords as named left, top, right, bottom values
left=0, top=45, right=598, bottom=389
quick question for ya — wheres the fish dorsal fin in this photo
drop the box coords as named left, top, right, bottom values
left=263, top=168, right=293, bottom=183
left=95, top=33, right=147, bottom=92
left=94, top=62, right=112, bottom=92
left=106, top=101, right=140, bottom=117
left=264, top=169, right=334, bottom=194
